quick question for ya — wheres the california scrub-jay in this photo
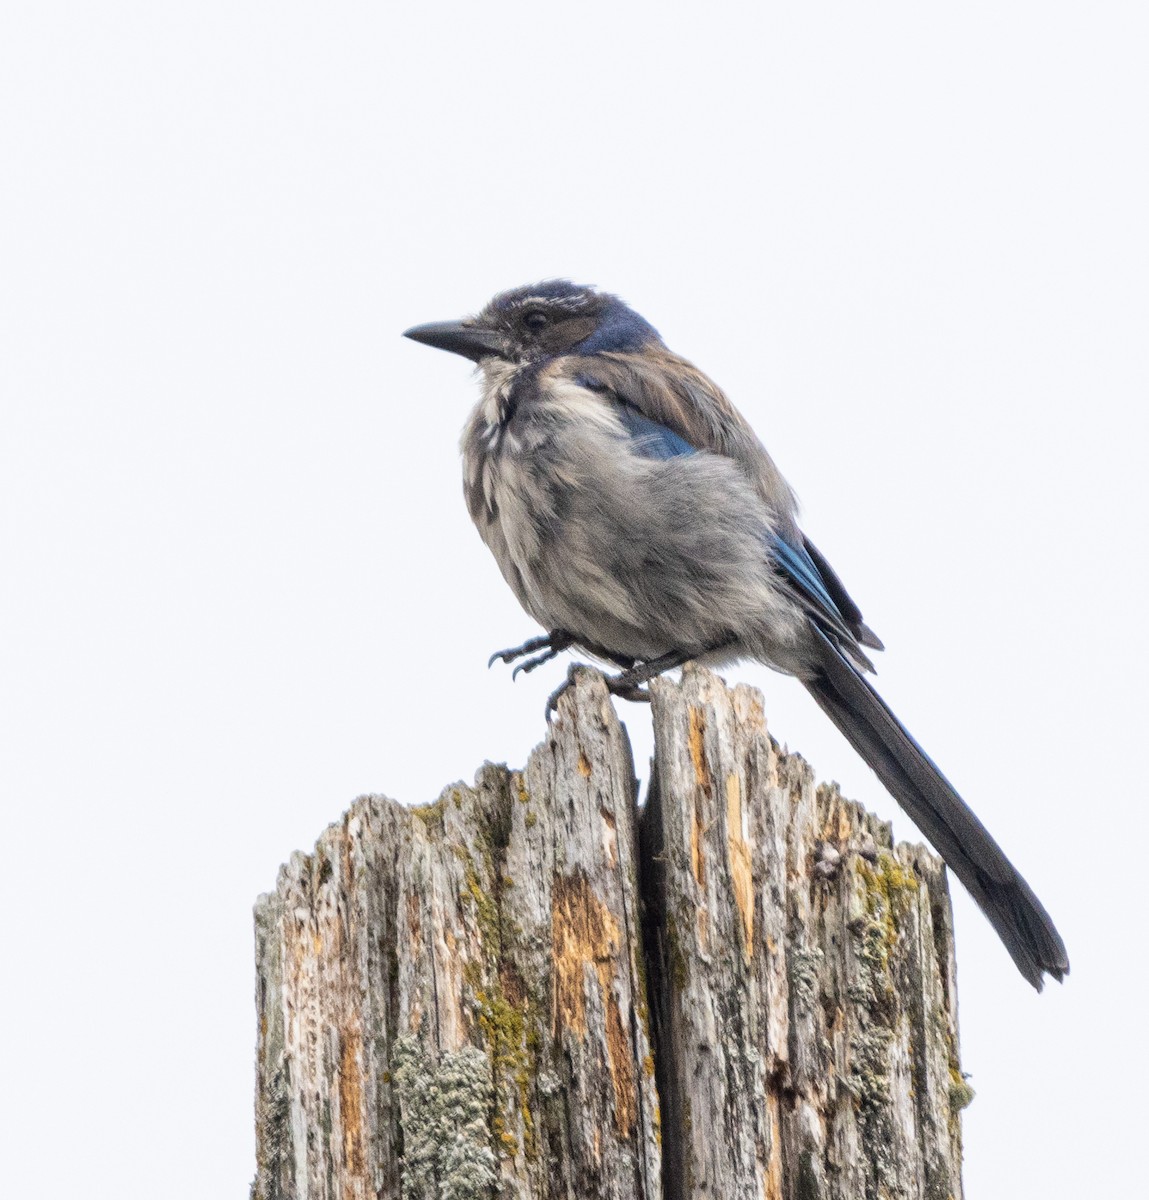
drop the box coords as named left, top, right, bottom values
left=404, top=280, right=1068, bottom=989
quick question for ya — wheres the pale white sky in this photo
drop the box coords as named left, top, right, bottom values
left=2, top=4, right=1146, bottom=1195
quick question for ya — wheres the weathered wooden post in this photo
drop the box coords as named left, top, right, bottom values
left=253, top=666, right=968, bottom=1200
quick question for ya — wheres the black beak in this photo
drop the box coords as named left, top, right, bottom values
left=402, top=319, right=505, bottom=363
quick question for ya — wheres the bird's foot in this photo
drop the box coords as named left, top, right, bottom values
left=544, top=641, right=735, bottom=720
left=545, top=667, right=652, bottom=720
left=488, top=630, right=574, bottom=678
left=544, top=652, right=698, bottom=720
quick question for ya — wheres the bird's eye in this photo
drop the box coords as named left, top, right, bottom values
left=523, top=310, right=549, bottom=332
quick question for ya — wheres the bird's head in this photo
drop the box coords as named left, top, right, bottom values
left=403, top=280, right=661, bottom=366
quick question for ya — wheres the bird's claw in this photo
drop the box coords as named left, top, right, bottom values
left=488, top=633, right=553, bottom=669
left=545, top=679, right=571, bottom=722
left=488, top=630, right=574, bottom=671
left=511, top=649, right=563, bottom=681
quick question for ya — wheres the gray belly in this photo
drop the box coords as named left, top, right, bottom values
left=457, top=355, right=821, bottom=674
left=466, top=438, right=810, bottom=671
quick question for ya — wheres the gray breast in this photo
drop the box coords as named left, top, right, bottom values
left=459, top=366, right=562, bottom=628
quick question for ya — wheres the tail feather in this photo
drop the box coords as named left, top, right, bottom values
left=804, top=625, right=1068, bottom=989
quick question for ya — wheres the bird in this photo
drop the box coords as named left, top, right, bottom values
left=403, top=279, right=1069, bottom=990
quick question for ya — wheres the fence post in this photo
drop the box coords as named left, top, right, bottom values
left=253, top=666, right=966, bottom=1199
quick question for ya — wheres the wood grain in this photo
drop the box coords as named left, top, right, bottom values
left=253, top=666, right=966, bottom=1199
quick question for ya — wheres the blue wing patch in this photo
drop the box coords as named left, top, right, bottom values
left=770, top=533, right=875, bottom=667
left=615, top=405, right=698, bottom=460
left=574, top=371, right=699, bottom=460
left=769, top=535, right=842, bottom=621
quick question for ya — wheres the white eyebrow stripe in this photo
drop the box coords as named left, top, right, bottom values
left=516, top=294, right=589, bottom=311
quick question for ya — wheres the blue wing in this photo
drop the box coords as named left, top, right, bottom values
left=766, top=531, right=875, bottom=666
left=579, top=371, right=878, bottom=665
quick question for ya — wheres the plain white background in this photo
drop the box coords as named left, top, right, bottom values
left=2, top=4, right=1146, bottom=1195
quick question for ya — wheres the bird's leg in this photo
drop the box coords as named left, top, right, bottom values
left=488, top=630, right=574, bottom=671
left=545, top=640, right=735, bottom=719
left=601, top=647, right=706, bottom=701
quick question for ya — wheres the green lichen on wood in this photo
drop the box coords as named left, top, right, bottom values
left=452, top=775, right=544, bottom=1165
left=411, top=796, right=447, bottom=833
left=392, top=1036, right=497, bottom=1200
left=463, top=860, right=500, bottom=951
left=847, top=852, right=918, bottom=1100
left=856, top=851, right=920, bottom=953
left=846, top=848, right=927, bottom=1194
left=948, top=1064, right=975, bottom=1114
left=847, top=849, right=922, bottom=1024
left=470, top=972, right=542, bottom=1161
left=946, top=1019, right=975, bottom=1143
left=935, top=1012, right=973, bottom=1138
